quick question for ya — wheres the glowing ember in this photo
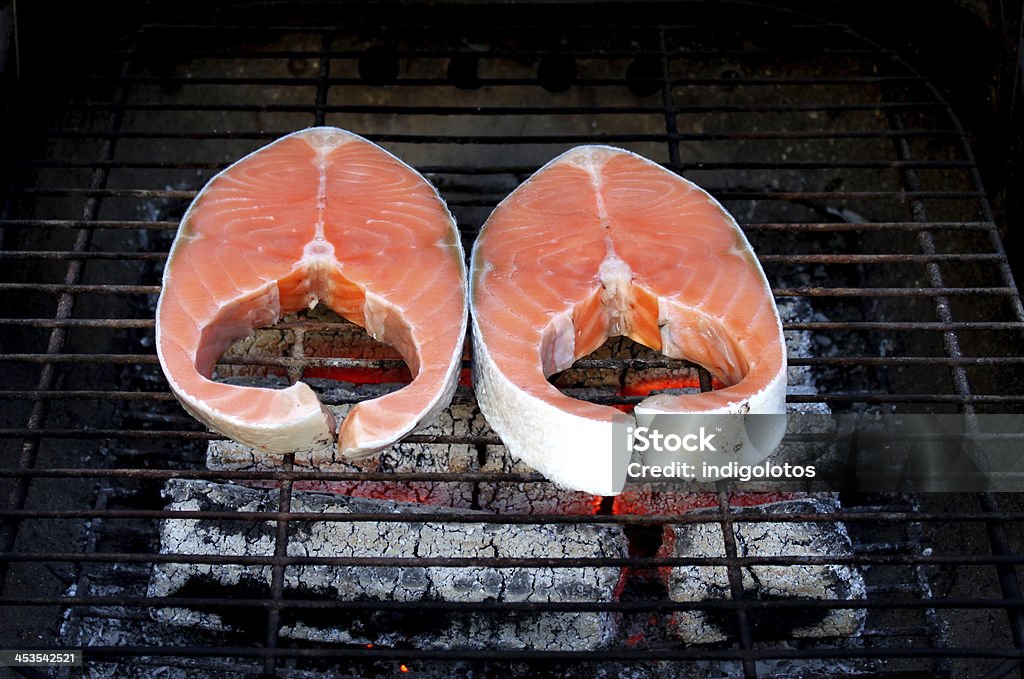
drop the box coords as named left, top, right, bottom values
left=399, top=664, right=410, bottom=673
left=302, top=365, right=412, bottom=384
left=302, top=364, right=471, bottom=386
left=613, top=490, right=801, bottom=515
left=620, top=377, right=702, bottom=396
left=615, top=375, right=725, bottom=413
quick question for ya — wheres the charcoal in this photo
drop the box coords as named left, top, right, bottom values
left=207, top=402, right=486, bottom=508
left=148, top=480, right=625, bottom=650
left=477, top=443, right=602, bottom=514
left=660, top=497, right=866, bottom=643
left=777, top=297, right=817, bottom=390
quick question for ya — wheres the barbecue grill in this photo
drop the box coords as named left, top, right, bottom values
left=2, top=1, right=1024, bottom=677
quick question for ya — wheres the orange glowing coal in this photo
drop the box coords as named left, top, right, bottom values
left=613, top=375, right=726, bottom=413
left=619, top=377, right=701, bottom=396
left=303, top=365, right=473, bottom=387
left=612, top=490, right=801, bottom=516
left=302, top=365, right=413, bottom=384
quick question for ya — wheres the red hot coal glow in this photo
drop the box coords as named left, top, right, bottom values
left=303, top=365, right=473, bottom=387
left=615, top=375, right=727, bottom=413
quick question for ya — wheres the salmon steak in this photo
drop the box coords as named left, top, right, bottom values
left=471, top=146, right=786, bottom=495
left=156, top=127, right=467, bottom=457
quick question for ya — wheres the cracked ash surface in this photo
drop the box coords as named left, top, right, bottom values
left=660, top=497, right=866, bottom=644
left=208, top=400, right=485, bottom=507
left=148, top=479, right=625, bottom=649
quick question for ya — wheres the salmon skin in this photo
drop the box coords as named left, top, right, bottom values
left=471, top=146, right=786, bottom=496
left=156, top=127, right=467, bottom=458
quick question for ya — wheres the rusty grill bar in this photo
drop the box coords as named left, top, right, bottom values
left=2, top=2, right=1024, bottom=678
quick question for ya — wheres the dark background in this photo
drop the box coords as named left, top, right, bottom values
left=2, top=0, right=1022, bottom=284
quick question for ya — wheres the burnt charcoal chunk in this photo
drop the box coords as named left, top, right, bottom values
left=148, top=480, right=626, bottom=650
left=660, top=497, right=866, bottom=644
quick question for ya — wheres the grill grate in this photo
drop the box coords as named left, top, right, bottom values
left=2, top=2, right=1024, bottom=677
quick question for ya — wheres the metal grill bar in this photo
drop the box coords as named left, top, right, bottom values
left=21, top=129, right=965, bottom=142
left=33, top=100, right=953, bottom=114
left=11, top=466, right=1024, bottom=487
left=96, top=47, right=900, bottom=59
left=6, top=552, right=1022, bottom=568
left=3, top=283, right=1016, bottom=296
left=48, top=645, right=1024, bottom=662
left=0, top=430, right=501, bottom=442
left=2, top=318, right=1021, bottom=331
left=0, top=428, right=968, bottom=443
left=76, top=74, right=928, bottom=86
left=0, top=219, right=1001, bottom=231
left=133, top=18, right=854, bottom=30
left=5, top=353, right=1024, bottom=367
left=5, top=390, right=1024, bottom=405
left=3, top=251, right=1011, bottom=264
left=4, top=595, right=1023, bottom=612
left=5, top=464, right=1024, bottom=490
left=264, top=451, right=292, bottom=676
left=11, top=158, right=980, bottom=173
left=7, top=507, right=1024, bottom=523
left=905, top=495, right=951, bottom=675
